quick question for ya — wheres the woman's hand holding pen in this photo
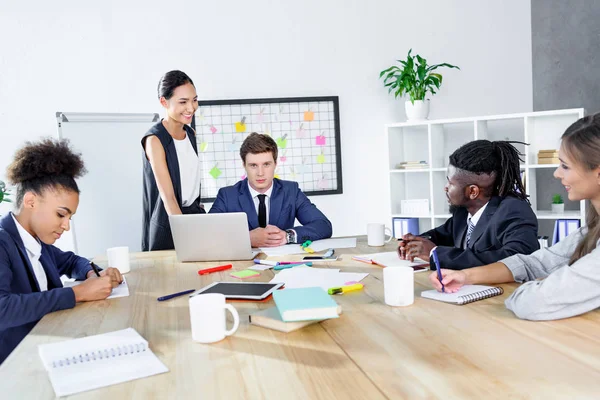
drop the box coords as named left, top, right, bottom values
left=428, top=269, right=467, bottom=293
left=75, top=267, right=123, bottom=302
left=398, top=234, right=435, bottom=261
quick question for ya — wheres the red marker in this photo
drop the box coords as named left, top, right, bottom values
left=198, top=264, right=233, bottom=275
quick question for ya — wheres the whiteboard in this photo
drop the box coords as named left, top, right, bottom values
left=56, top=112, right=159, bottom=258
left=193, top=96, right=343, bottom=201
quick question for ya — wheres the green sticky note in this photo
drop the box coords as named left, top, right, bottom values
left=276, top=137, right=288, bottom=149
left=209, top=165, right=222, bottom=179
left=230, top=269, right=260, bottom=279
left=317, top=154, right=326, bottom=164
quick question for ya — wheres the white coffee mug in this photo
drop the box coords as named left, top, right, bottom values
left=107, top=246, right=131, bottom=274
left=383, top=266, right=414, bottom=306
left=189, top=293, right=240, bottom=343
left=367, top=223, right=393, bottom=246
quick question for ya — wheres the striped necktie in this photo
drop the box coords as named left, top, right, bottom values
left=465, top=218, right=475, bottom=248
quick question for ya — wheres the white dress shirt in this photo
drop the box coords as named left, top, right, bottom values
left=173, top=136, right=201, bottom=207
left=463, top=202, right=489, bottom=249
left=11, top=213, right=47, bottom=291
left=248, top=182, right=274, bottom=225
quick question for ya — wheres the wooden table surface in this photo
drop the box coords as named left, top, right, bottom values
left=1, top=238, right=600, bottom=399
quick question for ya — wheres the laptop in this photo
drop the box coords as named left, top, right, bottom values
left=169, top=212, right=258, bottom=262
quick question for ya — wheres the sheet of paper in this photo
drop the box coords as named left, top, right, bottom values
left=62, top=277, right=129, bottom=299
left=259, top=237, right=357, bottom=256
left=269, top=267, right=367, bottom=291
left=248, top=264, right=273, bottom=271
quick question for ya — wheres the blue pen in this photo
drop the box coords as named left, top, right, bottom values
left=432, top=249, right=445, bottom=293
left=253, top=259, right=279, bottom=267
left=273, top=262, right=313, bottom=271
left=157, top=289, right=195, bottom=302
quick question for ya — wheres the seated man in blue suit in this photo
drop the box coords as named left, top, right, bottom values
left=0, top=138, right=123, bottom=364
left=210, top=132, right=332, bottom=247
left=399, top=140, right=539, bottom=270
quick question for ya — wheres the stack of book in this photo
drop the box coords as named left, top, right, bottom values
left=249, top=287, right=341, bottom=333
left=396, top=161, right=429, bottom=169
left=538, top=149, right=559, bottom=164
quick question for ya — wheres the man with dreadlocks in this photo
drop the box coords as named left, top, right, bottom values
left=399, top=140, right=539, bottom=270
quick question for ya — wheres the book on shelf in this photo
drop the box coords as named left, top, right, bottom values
left=38, top=328, right=168, bottom=397
left=249, top=305, right=343, bottom=333
left=395, top=161, right=429, bottom=169
left=538, top=157, right=560, bottom=164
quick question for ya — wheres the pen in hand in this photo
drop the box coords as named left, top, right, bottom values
left=432, top=249, right=445, bottom=293
left=89, top=261, right=101, bottom=278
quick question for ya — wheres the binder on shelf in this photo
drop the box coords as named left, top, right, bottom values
left=552, top=219, right=581, bottom=245
left=392, top=218, right=419, bottom=239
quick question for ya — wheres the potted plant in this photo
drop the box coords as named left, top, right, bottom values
left=0, top=180, right=11, bottom=217
left=379, top=49, right=460, bottom=121
left=551, top=194, right=564, bottom=213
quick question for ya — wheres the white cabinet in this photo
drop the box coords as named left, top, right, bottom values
left=385, top=109, right=585, bottom=238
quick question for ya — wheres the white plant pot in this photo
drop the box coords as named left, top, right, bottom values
left=551, top=203, right=564, bottom=213
left=405, top=99, right=430, bottom=121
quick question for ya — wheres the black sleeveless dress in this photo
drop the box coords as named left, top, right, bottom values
left=141, top=122, right=205, bottom=251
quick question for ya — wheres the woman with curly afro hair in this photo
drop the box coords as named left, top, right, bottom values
left=0, top=138, right=123, bottom=364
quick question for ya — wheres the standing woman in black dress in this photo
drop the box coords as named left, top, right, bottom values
left=141, top=70, right=205, bottom=251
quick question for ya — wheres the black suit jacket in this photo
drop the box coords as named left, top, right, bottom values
left=423, top=196, right=539, bottom=270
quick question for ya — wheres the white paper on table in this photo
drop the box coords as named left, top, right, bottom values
left=62, top=277, right=130, bottom=299
left=248, top=264, right=273, bottom=271
left=259, top=237, right=357, bottom=256
left=269, top=267, right=368, bottom=291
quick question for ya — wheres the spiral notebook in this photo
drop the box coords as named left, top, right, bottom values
left=421, top=285, right=504, bottom=305
left=38, top=328, right=168, bottom=397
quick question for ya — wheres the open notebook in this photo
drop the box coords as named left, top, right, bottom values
left=353, top=252, right=429, bottom=272
left=421, top=285, right=504, bottom=305
left=38, top=328, right=168, bottom=397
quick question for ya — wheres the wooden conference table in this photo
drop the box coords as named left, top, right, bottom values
left=1, top=238, right=600, bottom=399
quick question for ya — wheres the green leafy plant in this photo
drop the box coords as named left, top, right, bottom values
left=379, top=49, right=460, bottom=103
left=0, top=180, right=11, bottom=204
left=552, top=194, right=564, bottom=204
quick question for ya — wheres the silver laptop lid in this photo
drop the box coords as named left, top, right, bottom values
left=169, top=212, right=254, bottom=262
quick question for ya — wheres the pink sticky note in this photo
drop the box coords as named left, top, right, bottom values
left=280, top=155, right=287, bottom=163
left=318, top=177, right=328, bottom=189
left=316, top=135, right=326, bottom=145
left=296, top=127, right=307, bottom=139
left=210, top=125, right=217, bottom=134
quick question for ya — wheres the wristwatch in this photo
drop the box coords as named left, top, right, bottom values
left=286, top=229, right=297, bottom=244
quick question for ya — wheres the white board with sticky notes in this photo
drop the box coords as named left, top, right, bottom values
left=193, top=96, right=343, bottom=201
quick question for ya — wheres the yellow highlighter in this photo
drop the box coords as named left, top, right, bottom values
left=328, top=283, right=364, bottom=295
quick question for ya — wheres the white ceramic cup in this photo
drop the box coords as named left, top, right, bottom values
left=383, top=266, right=414, bottom=306
left=106, top=246, right=131, bottom=274
left=189, top=293, right=240, bottom=343
left=367, top=223, right=393, bottom=246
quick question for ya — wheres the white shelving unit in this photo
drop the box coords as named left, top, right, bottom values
left=385, top=108, right=585, bottom=238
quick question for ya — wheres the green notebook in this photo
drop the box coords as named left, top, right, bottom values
left=273, top=287, right=340, bottom=322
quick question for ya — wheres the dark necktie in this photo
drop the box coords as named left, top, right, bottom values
left=258, top=194, right=267, bottom=228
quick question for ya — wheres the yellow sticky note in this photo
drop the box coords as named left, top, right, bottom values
left=317, top=154, right=326, bottom=164
left=274, top=174, right=280, bottom=179
left=304, top=111, right=314, bottom=121
left=200, top=142, right=208, bottom=152
left=235, top=122, right=246, bottom=133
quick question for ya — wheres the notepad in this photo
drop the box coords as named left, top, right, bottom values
left=421, top=285, right=504, bottom=305
left=273, top=287, right=339, bottom=322
left=38, top=328, right=168, bottom=397
left=249, top=304, right=343, bottom=333
left=62, top=276, right=130, bottom=299
left=353, top=252, right=429, bottom=272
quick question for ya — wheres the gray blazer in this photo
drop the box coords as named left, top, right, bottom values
left=503, top=227, right=600, bottom=320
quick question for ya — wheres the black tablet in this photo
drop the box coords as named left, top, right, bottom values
left=189, top=282, right=284, bottom=300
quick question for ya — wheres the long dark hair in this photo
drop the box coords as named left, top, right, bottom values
left=449, top=140, right=527, bottom=201
left=560, top=114, right=600, bottom=265
left=6, top=138, right=86, bottom=207
left=157, top=70, right=194, bottom=100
